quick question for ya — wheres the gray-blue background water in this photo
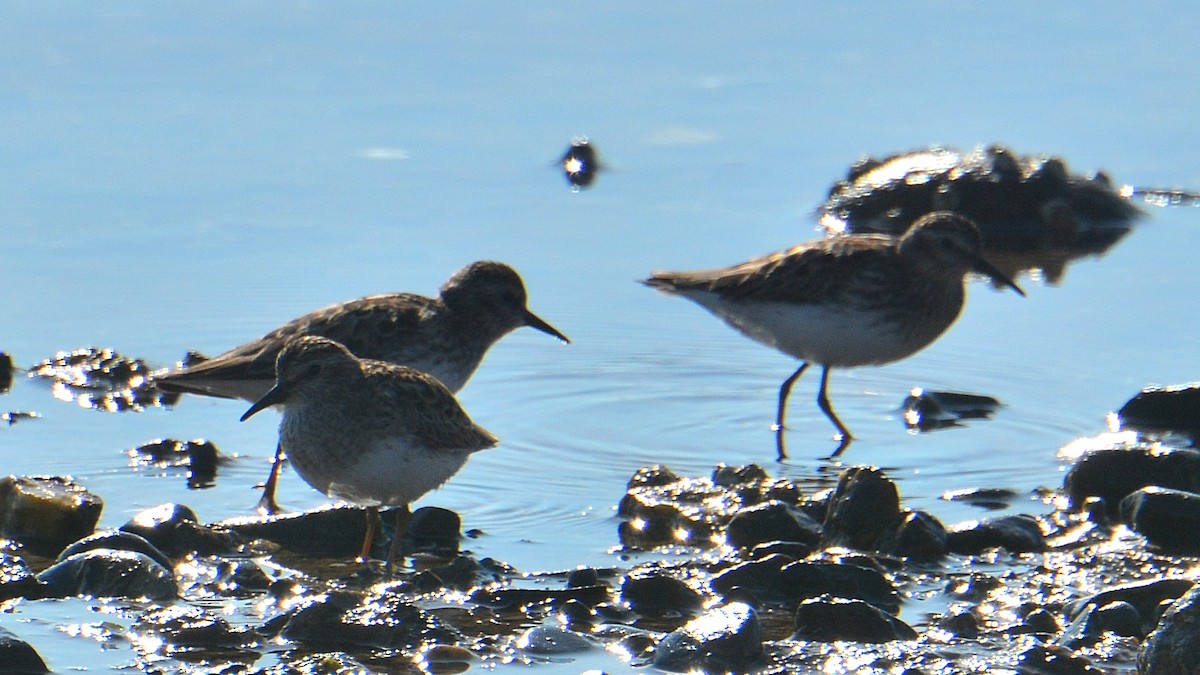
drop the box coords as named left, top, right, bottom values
left=3, top=3, right=1198, bottom=670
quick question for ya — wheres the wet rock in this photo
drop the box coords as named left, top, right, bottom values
left=942, top=487, right=1021, bottom=510
left=1062, top=444, right=1200, bottom=515
left=28, top=347, right=179, bottom=412
left=0, top=553, right=43, bottom=601
left=222, top=504, right=370, bottom=558
left=0, top=475, right=103, bottom=556
left=793, top=595, right=917, bottom=643
left=902, top=388, right=1002, bottom=430
left=822, top=467, right=902, bottom=551
left=280, top=651, right=373, bottom=673
left=470, top=584, right=609, bottom=610
left=1061, top=600, right=1142, bottom=648
left=819, top=145, right=1139, bottom=251
left=210, top=558, right=273, bottom=597
left=513, top=625, right=594, bottom=654
left=1116, top=383, right=1200, bottom=439
left=0, top=627, right=49, bottom=673
left=709, top=553, right=794, bottom=603
left=1140, top=583, right=1200, bottom=675
left=566, top=566, right=601, bottom=588
left=876, top=510, right=948, bottom=561
left=57, top=529, right=171, bottom=570
left=408, top=505, right=460, bottom=555
left=627, top=464, right=681, bottom=489
left=776, top=560, right=900, bottom=613
left=1016, top=644, right=1105, bottom=674
left=1067, top=577, right=1194, bottom=633
left=653, top=602, right=763, bottom=673
left=280, top=588, right=460, bottom=650
left=946, top=514, right=1046, bottom=554
left=620, top=569, right=703, bottom=616
left=121, top=503, right=239, bottom=557
left=128, top=438, right=221, bottom=489
left=1022, top=607, right=1063, bottom=635
left=37, top=549, right=177, bottom=601
left=134, top=605, right=257, bottom=653
left=0, top=353, right=13, bottom=393
left=1120, top=486, right=1200, bottom=553
left=936, top=609, right=981, bottom=638
left=712, top=463, right=769, bottom=487
left=725, top=501, right=821, bottom=549
left=618, top=481, right=715, bottom=549
left=560, top=137, right=601, bottom=190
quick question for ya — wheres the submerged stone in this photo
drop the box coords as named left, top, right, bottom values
left=0, top=475, right=103, bottom=556
left=653, top=602, right=763, bottom=673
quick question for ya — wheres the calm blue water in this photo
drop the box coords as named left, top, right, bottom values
left=3, top=3, right=1199, bottom=671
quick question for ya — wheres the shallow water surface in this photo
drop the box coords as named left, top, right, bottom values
left=2, top=2, right=1199, bottom=671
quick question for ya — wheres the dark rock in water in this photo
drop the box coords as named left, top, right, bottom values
left=620, top=569, right=704, bottom=616
left=37, top=549, right=177, bottom=601
left=566, top=566, right=600, bottom=588
left=712, top=463, right=769, bottom=487
left=0, top=553, right=43, bottom=601
left=0, top=475, right=103, bottom=556
left=57, top=529, right=172, bottom=571
left=0, top=627, right=49, bottom=674
left=222, top=505, right=370, bottom=558
left=822, top=466, right=901, bottom=551
left=876, top=510, right=948, bottom=561
left=120, top=503, right=239, bottom=558
left=134, top=605, right=257, bottom=652
left=709, top=553, right=795, bottom=604
left=470, top=584, right=609, bottom=611
left=128, top=438, right=221, bottom=489
left=936, top=609, right=981, bottom=638
left=725, top=501, right=821, bottom=550
left=793, top=595, right=917, bottom=643
left=1140, top=583, right=1200, bottom=675
left=946, top=514, right=1046, bottom=554
left=1022, top=607, right=1063, bottom=635
left=1067, top=577, right=1194, bottom=633
left=1, top=411, right=39, bottom=426
left=514, top=625, right=594, bottom=654
left=1120, top=486, right=1200, bottom=553
left=902, top=388, right=1002, bottom=430
left=560, top=137, right=601, bottom=190
left=627, top=464, right=681, bottom=489
left=27, top=347, right=180, bottom=412
left=776, top=561, right=900, bottom=613
left=1063, top=444, right=1200, bottom=515
left=653, top=602, right=763, bottom=673
left=942, top=487, right=1021, bottom=510
left=819, top=145, right=1139, bottom=251
left=1117, top=383, right=1200, bottom=439
left=407, top=506, right=460, bottom=556
left=1016, top=644, right=1105, bottom=674
left=209, top=558, right=273, bottom=597
left=281, top=587, right=460, bottom=650
left=1061, top=600, right=1143, bottom=648
left=0, top=353, right=13, bottom=394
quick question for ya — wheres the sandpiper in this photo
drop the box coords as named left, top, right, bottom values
left=154, top=261, right=567, bottom=513
left=240, top=336, right=498, bottom=569
left=643, top=211, right=1024, bottom=455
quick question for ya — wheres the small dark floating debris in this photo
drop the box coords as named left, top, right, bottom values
left=561, top=137, right=601, bottom=189
left=902, top=388, right=1003, bottom=430
left=1114, top=382, right=1200, bottom=441
left=28, top=347, right=179, bottom=412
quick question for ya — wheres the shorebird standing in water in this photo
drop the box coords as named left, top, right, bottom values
left=643, top=211, right=1024, bottom=457
left=240, top=336, right=498, bottom=570
left=154, top=261, right=567, bottom=513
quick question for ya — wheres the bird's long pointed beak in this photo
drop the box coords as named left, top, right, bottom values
left=524, top=309, right=570, bottom=344
left=240, top=383, right=289, bottom=422
left=970, top=254, right=1025, bottom=297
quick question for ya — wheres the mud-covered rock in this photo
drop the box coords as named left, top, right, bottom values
left=222, top=505, right=370, bottom=558
left=57, top=529, right=171, bottom=570
left=653, top=602, right=763, bottom=673
left=946, top=514, right=1046, bottom=554
left=1140, top=583, right=1200, bottom=675
left=620, top=569, right=703, bottom=616
left=1116, top=383, right=1200, bottom=439
left=28, top=347, right=179, bottom=412
left=0, top=552, right=43, bottom=601
left=725, top=501, right=821, bottom=550
left=37, top=549, right=177, bottom=601
left=1062, top=443, right=1200, bottom=514
left=822, top=467, right=902, bottom=551
left=121, top=503, right=239, bottom=557
left=0, top=475, right=103, bottom=556
left=0, top=627, right=49, bottom=673
left=1120, top=486, right=1200, bottom=553
left=793, top=595, right=917, bottom=642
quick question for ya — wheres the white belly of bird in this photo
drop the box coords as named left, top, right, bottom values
left=288, top=437, right=471, bottom=508
left=698, top=298, right=933, bottom=367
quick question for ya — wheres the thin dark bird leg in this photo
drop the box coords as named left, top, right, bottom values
left=255, top=443, right=286, bottom=516
left=815, top=365, right=854, bottom=442
left=774, top=363, right=811, bottom=432
left=358, top=507, right=380, bottom=566
left=384, top=504, right=413, bottom=575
